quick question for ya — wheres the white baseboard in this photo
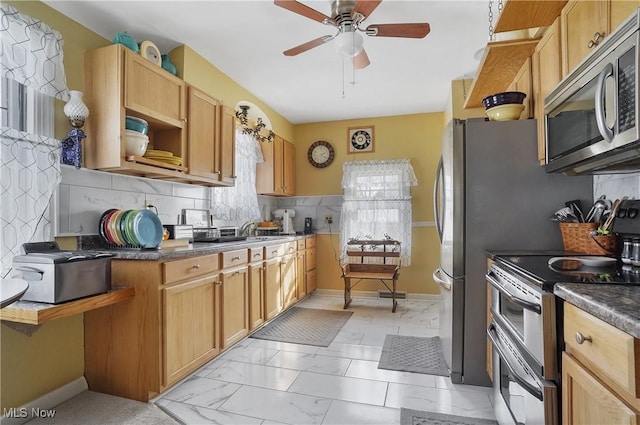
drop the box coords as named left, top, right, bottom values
left=1, top=377, right=88, bottom=425
left=311, top=289, right=440, bottom=302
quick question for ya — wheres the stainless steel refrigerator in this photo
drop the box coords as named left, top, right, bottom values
left=432, top=118, right=593, bottom=386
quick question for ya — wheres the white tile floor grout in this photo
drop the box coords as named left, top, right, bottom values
left=154, top=294, right=496, bottom=425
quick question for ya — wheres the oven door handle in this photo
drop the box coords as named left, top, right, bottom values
left=595, top=62, right=615, bottom=143
left=487, top=323, right=543, bottom=401
left=486, top=270, right=541, bottom=314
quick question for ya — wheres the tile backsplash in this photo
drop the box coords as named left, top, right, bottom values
left=593, top=174, right=640, bottom=200
left=58, top=166, right=341, bottom=236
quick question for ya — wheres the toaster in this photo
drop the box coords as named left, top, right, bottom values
left=12, top=242, right=113, bottom=304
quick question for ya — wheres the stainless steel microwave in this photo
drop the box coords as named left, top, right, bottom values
left=545, top=9, right=640, bottom=175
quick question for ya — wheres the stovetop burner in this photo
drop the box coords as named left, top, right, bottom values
left=493, top=253, right=640, bottom=291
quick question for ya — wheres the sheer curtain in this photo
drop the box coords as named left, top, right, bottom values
left=210, top=130, right=263, bottom=223
left=1, top=4, right=68, bottom=277
left=340, top=159, right=417, bottom=265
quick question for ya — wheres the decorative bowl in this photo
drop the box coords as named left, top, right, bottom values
left=125, top=116, right=149, bottom=135
left=485, top=104, right=525, bottom=121
left=124, top=130, right=149, bottom=156
left=482, top=91, right=526, bottom=109
left=112, top=32, right=139, bottom=53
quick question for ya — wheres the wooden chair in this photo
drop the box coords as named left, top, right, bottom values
left=340, top=239, right=401, bottom=312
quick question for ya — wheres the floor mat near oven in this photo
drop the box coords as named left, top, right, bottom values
left=400, top=408, right=498, bottom=425
left=378, top=335, right=449, bottom=376
left=249, top=307, right=353, bottom=347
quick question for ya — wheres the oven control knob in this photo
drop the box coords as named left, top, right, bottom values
left=628, top=208, right=639, bottom=219
left=575, top=332, right=592, bottom=344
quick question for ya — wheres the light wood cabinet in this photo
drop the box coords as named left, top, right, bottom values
left=84, top=44, right=232, bottom=187
left=264, top=256, right=283, bottom=320
left=163, top=274, right=219, bottom=386
left=532, top=17, right=563, bottom=164
left=249, top=253, right=265, bottom=330
left=85, top=254, right=221, bottom=401
left=256, top=135, right=296, bottom=196
left=507, top=57, right=533, bottom=119
left=610, top=1, right=640, bottom=31
left=561, top=302, right=640, bottom=423
left=306, top=237, right=317, bottom=293
left=187, top=86, right=220, bottom=181
left=561, top=0, right=609, bottom=76
left=296, top=249, right=307, bottom=299
left=282, top=254, right=297, bottom=309
left=219, top=105, right=236, bottom=185
left=220, top=266, right=249, bottom=349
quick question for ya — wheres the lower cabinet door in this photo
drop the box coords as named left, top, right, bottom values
left=249, top=262, right=265, bottom=330
left=296, top=251, right=306, bottom=299
left=282, top=254, right=297, bottom=309
left=562, top=352, right=638, bottom=424
left=163, top=274, right=219, bottom=386
left=220, top=267, right=249, bottom=349
left=264, top=258, right=282, bottom=320
left=306, top=269, right=317, bottom=293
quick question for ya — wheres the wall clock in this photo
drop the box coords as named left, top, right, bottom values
left=348, top=126, right=375, bottom=153
left=307, top=140, right=335, bottom=168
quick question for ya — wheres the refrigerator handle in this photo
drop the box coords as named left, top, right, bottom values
left=432, top=267, right=451, bottom=291
left=433, top=156, right=444, bottom=241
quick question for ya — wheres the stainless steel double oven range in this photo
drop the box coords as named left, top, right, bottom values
left=486, top=249, right=640, bottom=425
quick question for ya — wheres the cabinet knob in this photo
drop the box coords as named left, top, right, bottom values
left=231, top=256, right=240, bottom=261
left=253, top=253, right=261, bottom=258
left=192, top=264, right=200, bottom=270
left=181, top=118, right=188, bottom=123
left=575, top=332, right=592, bottom=344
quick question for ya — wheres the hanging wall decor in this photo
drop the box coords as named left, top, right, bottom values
left=347, top=126, right=374, bottom=153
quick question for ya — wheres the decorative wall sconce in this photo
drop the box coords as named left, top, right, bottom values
left=235, top=105, right=275, bottom=143
left=61, top=90, right=89, bottom=168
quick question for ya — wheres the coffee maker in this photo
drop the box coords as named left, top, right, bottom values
left=274, top=209, right=296, bottom=235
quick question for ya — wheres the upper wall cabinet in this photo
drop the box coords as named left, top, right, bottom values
left=187, top=88, right=235, bottom=186
left=256, top=135, right=295, bottom=196
left=84, top=44, right=232, bottom=187
left=561, top=0, right=609, bottom=76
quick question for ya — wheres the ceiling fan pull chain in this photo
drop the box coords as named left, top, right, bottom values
left=342, top=56, right=346, bottom=99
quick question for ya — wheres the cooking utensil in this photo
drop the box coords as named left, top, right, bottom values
left=599, top=197, right=625, bottom=234
left=565, top=200, right=585, bottom=222
left=551, top=207, right=579, bottom=222
left=585, top=196, right=608, bottom=223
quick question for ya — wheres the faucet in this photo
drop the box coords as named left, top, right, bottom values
left=240, top=221, right=257, bottom=237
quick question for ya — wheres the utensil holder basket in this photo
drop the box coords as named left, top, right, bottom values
left=558, top=222, right=617, bottom=255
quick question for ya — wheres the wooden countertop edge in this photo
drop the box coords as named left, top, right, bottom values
left=0, top=287, right=135, bottom=325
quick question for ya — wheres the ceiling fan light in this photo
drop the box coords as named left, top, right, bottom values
left=334, top=31, right=364, bottom=57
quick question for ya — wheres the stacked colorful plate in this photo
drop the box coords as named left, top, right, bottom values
left=143, top=149, right=183, bottom=166
left=99, top=208, right=163, bottom=249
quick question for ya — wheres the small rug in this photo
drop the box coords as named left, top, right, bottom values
left=400, top=409, right=498, bottom=425
left=378, top=335, right=449, bottom=376
left=250, top=307, right=353, bottom=347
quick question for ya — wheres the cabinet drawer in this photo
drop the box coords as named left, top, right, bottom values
left=564, top=303, right=640, bottom=398
left=283, top=242, right=296, bottom=256
left=163, top=254, right=220, bottom=284
left=306, top=237, right=316, bottom=248
left=297, top=239, right=306, bottom=250
left=249, top=248, right=263, bottom=263
left=265, top=244, right=284, bottom=260
left=222, top=249, right=248, bottom=269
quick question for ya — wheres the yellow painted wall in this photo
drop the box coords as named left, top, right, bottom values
left=171, top=46, right=294, bottom=141
left=294, top=113, right=444, bottom=295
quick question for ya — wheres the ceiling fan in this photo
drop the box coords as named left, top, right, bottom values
left=274, top=0, right=431, bottom=69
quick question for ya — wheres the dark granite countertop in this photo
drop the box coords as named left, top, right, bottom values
left=554, top=283, right=640, bottom=339
left=81, top=235, right=310, bottom=261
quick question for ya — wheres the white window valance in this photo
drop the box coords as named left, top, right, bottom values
left=1, top=4, right=68, bottom=100
left=340, top=159, right=417, bottom=265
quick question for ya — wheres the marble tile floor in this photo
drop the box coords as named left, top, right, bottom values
left=154, top=294, right=496, bottom=425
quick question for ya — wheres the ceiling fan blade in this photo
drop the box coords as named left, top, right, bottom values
left=283, top=35, right=333, bottom=56
left=353, top=49, right=370, bottom=69
left=366, top=23, right=431, bottom=38
left=352, top=0, right=382, bottom=19
left=274, top=0, right=331, bottom=24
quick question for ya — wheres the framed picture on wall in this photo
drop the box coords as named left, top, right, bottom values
left=347, top=126, right=375, bottom=153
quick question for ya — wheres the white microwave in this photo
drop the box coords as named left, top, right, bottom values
left=545, top=8, right=640, bottom=175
